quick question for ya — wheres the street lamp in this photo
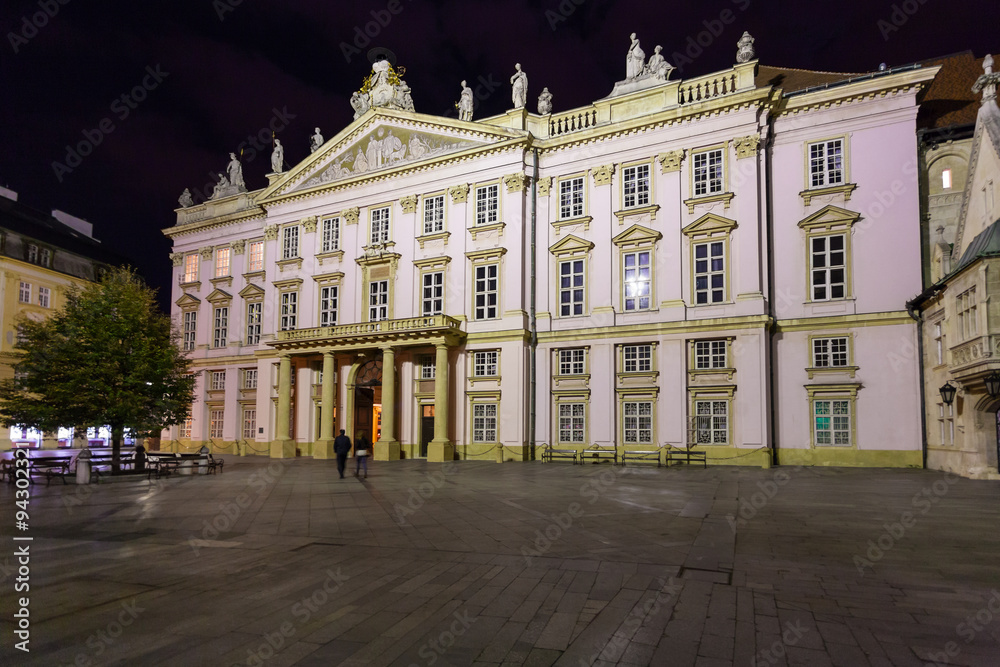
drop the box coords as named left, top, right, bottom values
left=985, top=371, right=1000, bottom=398
left=939, top=381, right=957, bottom=406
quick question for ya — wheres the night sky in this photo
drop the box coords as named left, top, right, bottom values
left=0, top=0, right=995, bottom=309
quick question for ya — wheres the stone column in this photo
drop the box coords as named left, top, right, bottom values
left=428, top=342, right=454, bottom=462
left=314, top=352, right=336, bottom=459
left=271, top=354, right=295, bottom=458
left=375, top=346, right=400, bottom=460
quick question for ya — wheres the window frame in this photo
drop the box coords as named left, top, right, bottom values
left=558, top=174, right=586, bottom=219
left=557, top=401, right=587, bottom=444
left=622, top=400, right=654, bottom=445
left=806, top=137, right=847, bottom=189
left=242, top=407, right=257, bottom=440
left=692, top=239, right=727, bottom=305
left=212, top=305, right=229, bottom=349
left=18, top=281, right=31, bottom=304
left=209, top=408, right=224, bottom=440
left=320, top=216, right=341, bottom=254
left=421, top=269, right=444, bottom=316
left=279, top=290, right=298, bottom=331
left=319, top=283, right=339, bottom=327
left=281, top=225, right=300, bottom=260
left=215, top=247, right=231, bottom=278
left=247, top=240, right=265, bottom=273
left=693, top=340, right=728, bottom=370
left=242, top=368, right=258, bottom=390
left=621, top=344, right=653, bottom=374
left=558, top=257, right=586, bottom=317
left=472, top=350, right=499, bottom=378
left=473, top=262, right=500, bottom=321
left=805, top=384, right=859, bottom=448
left=210, top=370, right=226, bottom=391
left=37, top=286, right=50, bottom=308
left=370, top=205, right=391, bottom=244
left=368, top=279, right=389, bottom=322
left=474, top=182, right=500, bottom=227
left=182, top=310, right=197, bottom=351
left=471, top=401, right=499, bottom=443
left=245, top=301, right=262, bottom=345
left=557, top=348, right=587, bottom=376
left=621, top=161, right=652, bottom=209
left=422, top=194, right=446, bottom=235
left=622, top=249, right=653, bottom=312
left=957, top=287, right=978, bottom=341
left=182, top=253, right=199, bottom=283
left=691, top=146, right=726, bottom=198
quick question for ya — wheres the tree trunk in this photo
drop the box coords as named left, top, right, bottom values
left=111, top=424, right=124, bottom=475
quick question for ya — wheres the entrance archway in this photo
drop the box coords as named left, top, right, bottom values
left=354, top=357, right=382, bottom=444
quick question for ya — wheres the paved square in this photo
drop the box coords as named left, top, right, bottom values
left=2, top=458, right=999, bottom=666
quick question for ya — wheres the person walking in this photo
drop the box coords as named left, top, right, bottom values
left=333, top=429, right=351, bottom=479
left=354, top=431, right=371, bottom=479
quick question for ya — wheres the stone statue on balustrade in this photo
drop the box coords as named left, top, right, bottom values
left=646, top=46, right=673, bottom=81
left=510, top=63, right=528, bottom=109
left=626, top=33, right=646, bottom=80
left=270, top=139, right=284, bottom=173
left=736, top=31, right=756, bottom=64
left=310, top=127, right=324, bottom=153
left=537, top=87, right=553, bottom=115
left=178, top=188, right=193, bottom=208
left=457, top=80, right=474, bottom=121
left=227, top=152, right=245, bottom=189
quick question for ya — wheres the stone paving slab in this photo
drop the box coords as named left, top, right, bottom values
left=1, top=458, right=999, bottom=666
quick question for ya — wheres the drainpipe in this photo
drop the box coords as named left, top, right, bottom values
left=905, top=301, right=929, bottom=468
left=529, top=146, right=539, bottom=460
left=763, top=112, right=778, bottom=467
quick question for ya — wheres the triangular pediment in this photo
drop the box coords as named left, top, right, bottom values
left=205, top=289, right=232, bottom=304
left=175, top=293, right=201, bottom=308
left=954, top=114, right=1000, bottom=258
left=238, top=283, right=265, bottom=299
left=682, top=213, right=737, bottom=238
left=612, top=224, right=662, bottom=247
left=549, top=234, right=595, bottom=255
left=797, top=205, right=861, bottom=231
left=259, top=109, right=527, bottom=202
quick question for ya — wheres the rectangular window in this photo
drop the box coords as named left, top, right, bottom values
left=282, top=226, right=300, bottom=260
left=18, top=281, right=31, bottom=303
left=40, top=248, right=51, bottom=267
left=622, top=164, right=650, bottom=208
left=559, top=177, right=585, bottom=218
left=242, top=368, right=258, bottom=389
left=369, top=280, right=388, bottom=321
left=934, top=323, right=943, bottom=365
left=623, top=251, right=651, bottom=311
left=245, top=302, right=262, bottom=345
left=812, top=337, right=848, bottom=367
left=319, top=285, right=339, bottom=326
left=814, top=399, right=850, bottom=446
left=559, top=259, right=585, bottom=317
left=694, top=340, right=727, bottom=369
left=474, top=263, right=499, bottom=320
left=213, top=306, right=229, bottom=348
left=958, top=288, right=978, bottom=340
left=942, top=168, right=952, bottom=190
left=693, top=149, right=724, bottom=196
left=559, top=349, right=585, bottom=375
left=248, top=240, right=264, bottom=272
left=321, top=217, right=340, bottom=253
left=473, top=351, right=498, bottom=377
left=210, top=371, right=226, bottom=391
left=423, top=195, right=445, bottom=234
left=810, top=234, right=846, bottom=301
left=370, top=206, right=390, bottom=244
left=179, top=417, right=192, bottom=439
left=37, top=286, right=50, bottom=308
left=623, top=345, right=652, bottom=373
left=623, top=401, right=653, bottom=444
left=209, top=409, right=224, bottom=439
left=422, top=271, right=444, bottom=316
left=215, top=247, right=231, bottom=278
left=242, top=408, right=256, bottom=440
left=558, top=403, right=586, bottom=443
left=695, top=400, right=729, bottom=444
left=420, top=356, right=436, bottom=380
left=182, top=311, right=197, bottom=351
left=809, top=139, right=844, bottom=188
left=472, top=403, right=498, bottom=442
left=280, top=292, right=298, bottom=331
left=27, top=244, right=37, bottom=264
left=475, top=184, right=499, bottom=226
left=183, top=254, right=199, bottom=283
left=694, top=241, right=725, bottom=304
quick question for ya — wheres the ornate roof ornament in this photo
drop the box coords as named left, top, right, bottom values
left=973, top=54, right=999, bottom=105
left=351, top=56, right=414, bottom=119
left=736, top=31, right=756, bottom=64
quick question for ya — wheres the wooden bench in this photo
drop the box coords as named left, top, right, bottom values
left=665, top=449, right=707, bottom=468
left=28, top=456, right=74, bottom=486
left=541, top=448, right=579, bottom=464
left=581, top=447, right=618, bottom=464
left=620, top=450, right=662, bottom=467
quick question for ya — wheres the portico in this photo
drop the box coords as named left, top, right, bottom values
left=268, top=315, right=464, bottom=461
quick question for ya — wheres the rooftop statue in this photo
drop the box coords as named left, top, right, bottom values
left=457, top=80, right=474, bottom=121
left=227, top=152, right=245, bottom=189
left=736, top=31, right=756, bottom=64
left=626, top=33, right=646, bottom=80
left=511, top=63, right=528, bottom=109
left=310, top=128, right=324, bottom=153
left=537, top=87, right=553, bottom=115
left=178, top=188, right=193, bottom=208
left=271, top=139, right=284, bottom=173
left=646, top=46, right=673, bottom=81
left=352, top=58, right=415, bottom=117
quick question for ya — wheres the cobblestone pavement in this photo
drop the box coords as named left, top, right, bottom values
left=1, top=457, right=999, bottom=666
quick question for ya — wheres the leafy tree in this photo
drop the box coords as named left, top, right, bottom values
left=0, top=267, right=195, bottom=473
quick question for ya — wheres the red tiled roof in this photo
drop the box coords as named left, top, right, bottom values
left=916, top=51, right=991, bottom=130
left=754, top=65, right=863, bottom=94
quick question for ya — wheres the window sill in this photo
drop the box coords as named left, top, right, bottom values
left=683, top=192, right=734, bottom=214
left=416, top=231, right=451, bottom=249
left=469, top=221, right=506, bottom=241
left=276, top=257, right=303, bottom=272
left=243, top=271, right=266, bottom=283
left=613, top=204, right=659, bottom=224
left=210, top=276, right=233, bottom=288
left=551, top=215, right=592, bottom=235
left=806, top=366, right=859, bottom=379
left=315, top=250, right=344, bottom=265
left=689, top=367, right=736, bottom=381
left=799, top=183, right=857, bottom=206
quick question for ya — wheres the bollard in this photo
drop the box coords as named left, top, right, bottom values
left=76, top=449, right=92, bottom=485
left=134, top=444, right=146, bottom=472
left=198, top=445, right=210, bottom=475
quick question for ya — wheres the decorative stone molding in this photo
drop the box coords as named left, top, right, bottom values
left=468, top=222, right=506, bottom=241
left=276, top=258, right=303, bottom=272
left=230, top=240, right=246, bottom=255
left=450, top=184, right=470, bottom=203
left=301, top=216, right=318, bottom=233
left=658, top=150, right=686, bottom=173
left=400, top=195, right=418, bottom=213
left=683, top=192, right=735, bottom=214
left=199, top=247, right=214, bottom=261
left=592, top=164, right=615, bottom=186
left=504, top=173, right=528, bottom=193
left=264, top=225, right=279, bottom=240
left=799, top=183, right=857, bottom=206
left=169, top=253, right=184, bottom=267
left=733, top=135, right=760, bottom=159
left=343, top=207, right=360, bottom=226
left=416, top=231, right=451, bottom=250
left=537, top=177, right=552, bottom=196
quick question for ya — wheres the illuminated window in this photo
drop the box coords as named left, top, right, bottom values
left=179, top=417, right=192, bottom=439
left=693, top=149, right=724, bottom=196
left=248, top=240, right=264, bottom=272
left=213, top=306, right=228, bottom=348
left=622, top=251, right=651, bottom=311
left=475, top=184, right=499, bottom=226
left=370, top=206, right=390, bottom=244
left=183, top=254, right=199, bottom=283
left=282, top=226, right=300, bottom=259
left=321, top=217, right=340, bottom=253
left=808, top=139, right=844, bottom=187
left=215, top=247, right=231, bottom=278
left=622, top=164, right=650, bottom=208
left=559, top=177, right=585, bottom=218
left=942, top=168, right=952, bottom=190
left=18, top=281, right=31, bottom=303
left=423, top=195, right=444, bottom=234
left=245, top=301, right=262, bottom=345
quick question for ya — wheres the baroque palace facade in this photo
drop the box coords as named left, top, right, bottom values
left=164, top=35, right=937, bottom=467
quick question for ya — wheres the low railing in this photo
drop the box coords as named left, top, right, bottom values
left=549, top=109, right=598, bottom=137
left=678, top=72, right=739, bottom=105
left=275, top=314, right=462, bottom=343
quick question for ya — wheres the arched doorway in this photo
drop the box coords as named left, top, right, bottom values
left=354, top=357, right=382, bottom=444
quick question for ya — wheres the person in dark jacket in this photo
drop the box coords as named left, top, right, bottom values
left=354, top=431, right=371, bottom=479
left=333, top=430, right=352, bottom=479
